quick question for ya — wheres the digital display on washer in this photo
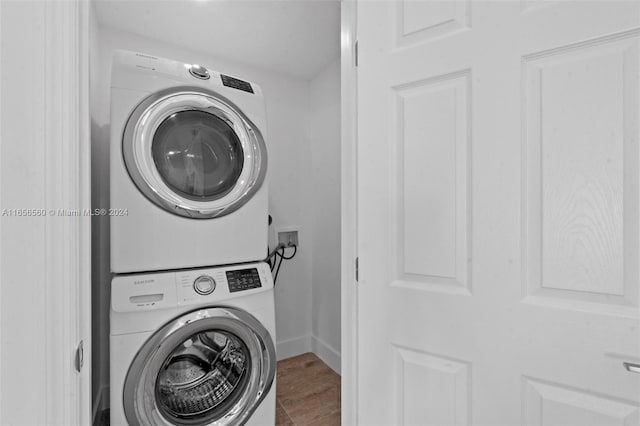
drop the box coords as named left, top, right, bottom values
left=226, top=268, right=262, bottom=292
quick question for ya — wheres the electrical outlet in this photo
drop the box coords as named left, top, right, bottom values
left=277, top=230, right=299, bottom=247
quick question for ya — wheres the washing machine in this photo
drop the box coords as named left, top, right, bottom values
left=110, top=50, right=268, bottom=273
left=110, top=262, right=276, bottom=426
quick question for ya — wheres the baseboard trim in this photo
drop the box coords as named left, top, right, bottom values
left=276, top=335, right=311, bottom=360
left=311, top=336, right=341, bottom=375
left=276, top=335, right=342, bottom=375
left=91, top=385, right=109, bottom=426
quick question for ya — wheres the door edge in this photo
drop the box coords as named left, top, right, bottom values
left=341, top=0, right=358, bottom=424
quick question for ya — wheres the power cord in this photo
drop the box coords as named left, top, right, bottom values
left=265, top=243, right=297, bottom=285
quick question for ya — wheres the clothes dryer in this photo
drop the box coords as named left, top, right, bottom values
left=110, top=51, right=268, bottom=273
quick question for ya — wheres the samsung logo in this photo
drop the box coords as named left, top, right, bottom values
left=133, top=279, right=154, bottom=285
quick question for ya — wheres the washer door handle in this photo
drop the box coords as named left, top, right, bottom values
left=623, top=361, right=640, bottom=374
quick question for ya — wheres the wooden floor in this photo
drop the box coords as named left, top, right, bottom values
left=276, top=352, right=341, bottom=426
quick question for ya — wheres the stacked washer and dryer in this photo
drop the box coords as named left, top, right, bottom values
left=109, top=51, right=276, bottom=426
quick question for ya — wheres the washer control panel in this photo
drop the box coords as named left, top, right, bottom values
left=113, top=262, right=273, bottom=313
left=226, top=268, right=262, bottom=293
left=193, top=275, right=216, bottom=295
left=170, top=262, right=273, bottom=306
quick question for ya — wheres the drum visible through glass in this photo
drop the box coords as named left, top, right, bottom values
left=155, top=330, right=250, bottom=421
left=152, top=110, right=244, bottom=201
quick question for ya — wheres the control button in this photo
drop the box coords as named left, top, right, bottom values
left=189, top=64, right=210, bottom=80
left=193, top=275, right=216, bottom=295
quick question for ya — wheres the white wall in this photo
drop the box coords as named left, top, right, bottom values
left=90, top=25, right=315, bottom=407
left=308, top=60, right=342, bottom=373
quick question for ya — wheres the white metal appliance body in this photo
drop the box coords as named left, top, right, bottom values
left=110, top=50, right=268, bottom=273
left=110, top=262, right=276, bottom=426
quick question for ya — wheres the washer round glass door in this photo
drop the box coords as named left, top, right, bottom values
left=123, top=308, right=276, bottom=426
left=123, top=86, right=267, bottom=219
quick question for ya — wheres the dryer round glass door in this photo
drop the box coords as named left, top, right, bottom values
left=123, top=308, right=276, bottom=426
left=123, top=86, right=267, bottom=219
left=152, top=110, right=244, bottom=201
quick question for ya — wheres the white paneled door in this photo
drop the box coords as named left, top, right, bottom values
left=356, top=1, right=640, bottom=424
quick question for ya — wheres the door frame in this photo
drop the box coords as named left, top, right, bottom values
left=340, top=0, right=358, bottom=424
left=0, top=1, right=91, bottom=424
left=41, top=1, right=92, bottom=424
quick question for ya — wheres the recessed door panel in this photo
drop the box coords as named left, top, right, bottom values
left=522, top=378, right=640, bottom=425
left=396, top=0, right=470, bottom=47
left=394, top=72, right=471, bottom=294
left=395, top=346, right=470, bottom=426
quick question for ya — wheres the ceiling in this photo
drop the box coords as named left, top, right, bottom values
left=94, top=0, right=341, bottom=79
